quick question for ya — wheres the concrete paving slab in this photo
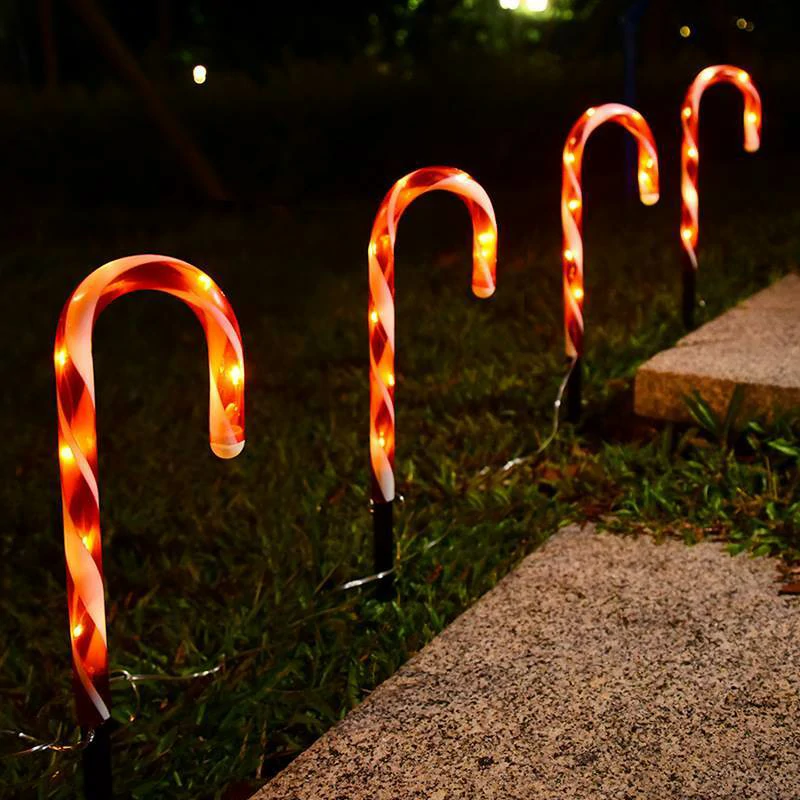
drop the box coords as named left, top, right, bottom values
left=254, top=525, right=800, bottom=800
left=635, top=273, right=800, bottom=422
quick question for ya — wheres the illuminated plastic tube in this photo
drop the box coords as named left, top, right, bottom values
left=561, top=103, right=659, bottom=420
left=55, top=255, right=245, bottom=731
left=368, top=167, right=497, bottom=593
left=680, top=65, right=761, bottom=327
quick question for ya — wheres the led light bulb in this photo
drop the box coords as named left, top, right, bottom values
left=228, top=364, right=243, bottom=386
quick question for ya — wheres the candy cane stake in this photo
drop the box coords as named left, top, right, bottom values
left=561, top=104, right=660, bottom=421
left=369, top=167, right=497, bottom=597
left=55, top=256, right=245, bottom=798
left=680, top=66, right=761, bottom=328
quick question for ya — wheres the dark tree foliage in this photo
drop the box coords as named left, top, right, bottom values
left=0, top=0, right=798, bottom=85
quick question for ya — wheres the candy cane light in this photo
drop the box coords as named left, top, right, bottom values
left=680, top=65, right=761, bottom=327
left=55, top=255, right=245, bottom=737
left=368, top=167, right=497, bottom=593
left=561, top=103, right=659, bottom=420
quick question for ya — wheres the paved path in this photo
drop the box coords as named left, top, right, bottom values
left=254, top=525, right=799, bottom=800
left=635, top=273, right=800, bottom=422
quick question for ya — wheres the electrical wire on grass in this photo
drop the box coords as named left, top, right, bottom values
left=110, top=664, right=225, bottom=724
left=1, top=727, right=95, bottom=757
left=3, top=611, right=356, bottom=761
left=3, top=363, right=577, bottom=756
left=479, top=356, right=575, bottom=477
left=336, top=527, right=450, bottom=592
left=1, top=663, right=227, bottom=759
left=338, top=360, right=576, bottom=592
left=337, top=568, right=394, bottom=591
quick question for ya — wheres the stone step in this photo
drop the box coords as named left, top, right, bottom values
left=635, top=273, right=800, bottom=422
left=253, top=525, right=799, bottom=799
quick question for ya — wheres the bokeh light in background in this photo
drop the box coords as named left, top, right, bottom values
left=499, top=0, right=549, bottom=13
left=192, top=64, right=207, bottom=85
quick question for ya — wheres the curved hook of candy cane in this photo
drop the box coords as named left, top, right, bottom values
left=54, top=255, right=246, bottom=728
left=368, top=167, right=498, bottom=503
left=680, top=66, right=762, bottom=270
left=561, top=104, right=660, bottom=359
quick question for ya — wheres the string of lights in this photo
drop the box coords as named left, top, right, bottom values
left=1, top=727, right=95, bottom=758
left=2, top=663, right=227, bottom=760
left=345, top=355, right=576, bottom=591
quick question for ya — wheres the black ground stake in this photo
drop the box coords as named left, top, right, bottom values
left=566, top=356, right=583, bottom=423
left=682, top=261, right=696, bottom=330
left=82, top=721, right=112, bottom=800
left=372, top=500, right=394, bottom=600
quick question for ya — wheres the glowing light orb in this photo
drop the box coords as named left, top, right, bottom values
left=499, top=0, right=547, bottom=10
left=193, top=64, right=207, bottom=85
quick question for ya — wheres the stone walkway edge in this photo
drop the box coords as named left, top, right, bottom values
left=253, top=524, right=800, bottom=799
left=635, top=273, right=800, bottom=422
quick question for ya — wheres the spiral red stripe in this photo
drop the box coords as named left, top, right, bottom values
left=561, top=104, right=660, bottom=359
left=681, top=66, right=762, bottom=271
left=54, top=255, right=246, bottom=728
left=368, top=167, right=498, bottom=503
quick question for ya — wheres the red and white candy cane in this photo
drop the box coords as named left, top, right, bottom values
left=55, top=255, right=245, bottom=731
left=561, top=104, right=659, bottom=419
left=680, top=65, right=761, bottom=326
left=368, top=167, right=497, bottom=591
left=562, top=103, right=659, bottom=361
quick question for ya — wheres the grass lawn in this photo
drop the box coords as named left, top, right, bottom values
left=1, top=73, right=799, bottom=797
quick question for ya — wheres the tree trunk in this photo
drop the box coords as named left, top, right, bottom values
left=156, top=0, right=173, bottom=76
left=37, top=0, right=59, bottom=89
left=67, top=0, right=230, bottom=203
